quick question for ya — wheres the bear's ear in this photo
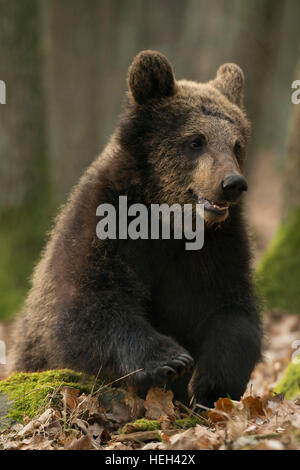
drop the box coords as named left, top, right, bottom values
left=212, top=63, right=244, bottom=107
left=128, top=50, right=177, bottom=104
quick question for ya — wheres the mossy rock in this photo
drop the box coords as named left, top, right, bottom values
left=256, top=209, right=300, bottom=314
left=0, top=369, right=102, bottom=425
left=273, top=361, right=300, bottom=400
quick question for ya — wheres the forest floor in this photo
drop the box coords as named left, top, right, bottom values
left=0, top=313, right=299, bottom=450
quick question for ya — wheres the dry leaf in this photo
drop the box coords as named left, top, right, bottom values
left=65, top=434, right=92, bottom=450
left=78, top=394, right=105, bottom=417
left=0, top=314, right=299, bottom=451
left=61, top=387, right=80, bottom=410
left=17, top=434, right=54, bottom=450
left=159, top=415, right=174, bottom=432
left=242, top=396, right=266, bottom=418
left=104, top=399, right=132, bottom=426
left=208, top=397, right=234, bottom=423
left=88, top=422, right=111, bottom=443
left=254, top=439, right=284, bottom=450
left=142, top=441, right=165, bottom=450
left=70, top=394, right=109, bottom=428
left=144, top=388, right=176, bottom=420
left=291, top=414, right=300, bottom=429
left=167, top=425, right=220, bottom=450
left=106, top=442, right=133, bottom=450
left=72, top=417, right=88, bottom=434
left=124, top=393, right=145, bottom=421
left=233, top=436, right=257, bottom=450
left=18, top=408, right=61, bottom=437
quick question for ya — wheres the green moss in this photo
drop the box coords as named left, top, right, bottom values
left=273, top=360, right=300, bottom=400
left=119, top=415, right=204, bottom=434
left=120, top=418, right=161, bottom=433
left=256, top=209, right=300, bottom=314
left=174, top=416, right=205, bottom=428
left=0, top=369, right=101, bottom=423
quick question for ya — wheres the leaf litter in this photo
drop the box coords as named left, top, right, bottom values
left=0, top=314, right=299, bottom=450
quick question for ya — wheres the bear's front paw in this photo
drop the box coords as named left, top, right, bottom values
left=137, top=352, right=194, bottom=389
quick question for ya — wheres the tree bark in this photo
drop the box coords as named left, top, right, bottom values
left=41, top=0, right=103, bottom=201
left=0, top=0, right=45, bottom=209
left=283, top=59, right=300, bottom=213
left=256, top=53, right=300, bottom=314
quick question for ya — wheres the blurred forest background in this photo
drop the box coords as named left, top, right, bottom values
left=0, top=0, right=300, bottom=320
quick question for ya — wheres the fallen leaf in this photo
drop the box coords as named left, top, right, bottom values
left=17, top=434, right=54, bottom=450
left=144, top=388, right=176, bottom=420
left=159, top=415, right=174, bottom=432
left=88, top=422, right=111, bottom=442
left=124, top=393, right=145, bottom=421
left=142, top=441, right=165, bottom=450
left=233, top=436, right=258, bottom=450
left=106, top=442, right=133, bottom=450
left=167, top=425, right=220, bottom=450
left=61, top=387, right=80, bottom=410
left=65, top=434, right=92, bottom=450
left=254, top=439, right=284, bottom=450
left=105, top=400, right=131, bottom=425
left=242, top=396, right=267, bottom=418
left=291, top=414, right=300, bottom=429
left=72, top=417, right=88, bottom=434
left=18, top=408, right=61, bottom=437
left=70, top=394, right=109, bottom=427
left=208, top=397, right=234, bottom=423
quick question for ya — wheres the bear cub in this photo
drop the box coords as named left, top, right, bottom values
left=11, top=51, right=262, bottom=407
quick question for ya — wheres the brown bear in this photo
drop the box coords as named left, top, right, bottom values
left=10, top=51, right=262, bottom=407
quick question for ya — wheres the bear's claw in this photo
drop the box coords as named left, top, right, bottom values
left=136, top=352, right=194, bottom=388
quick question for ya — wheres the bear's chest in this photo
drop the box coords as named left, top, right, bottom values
left=120, top=232, right=242, bottom=348
left=150, top=248, right=219, bottom=344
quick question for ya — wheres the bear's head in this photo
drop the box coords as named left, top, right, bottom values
left=119, top=50, right=250, bottom=225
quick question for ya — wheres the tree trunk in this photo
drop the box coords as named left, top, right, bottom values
left=283, top=60, right=300, bottom=213
left=0, top=1, right=50, bottom=321
left=41, top=0, right=104, bottom=202
left=256, top=53, right=300, bottom=314
left=233, top=0, right=285, bottom=170
left=0, top=0, right=45, bottom=209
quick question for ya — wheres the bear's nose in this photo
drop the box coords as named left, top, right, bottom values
left=221, top=175, right=248, bottom=202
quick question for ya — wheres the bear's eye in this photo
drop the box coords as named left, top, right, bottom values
left=234, top=140, right=242, bottom=159
left=189, top=134, right=207, bottom=152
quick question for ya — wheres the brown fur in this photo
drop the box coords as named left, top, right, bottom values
left=10, top=51, right=261, bottom=407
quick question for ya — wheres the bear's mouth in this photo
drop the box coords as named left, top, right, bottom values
left=196, top=196, right=229, bottom=215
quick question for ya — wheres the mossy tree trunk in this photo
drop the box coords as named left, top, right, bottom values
left=256, top=55, right=300, bottom=314
left=283, top=59, right=300, bottom=215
